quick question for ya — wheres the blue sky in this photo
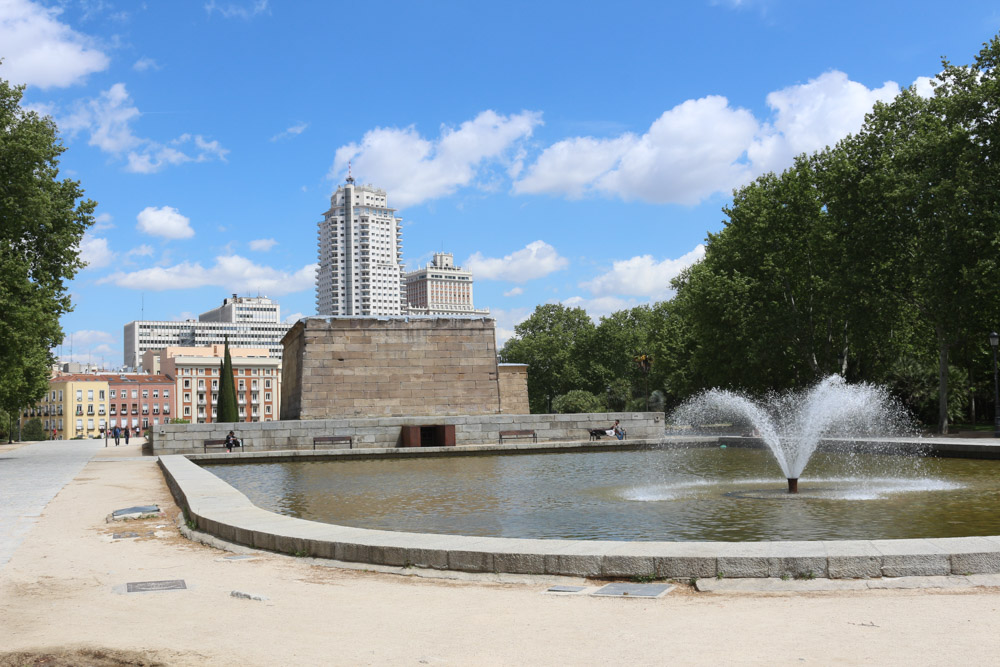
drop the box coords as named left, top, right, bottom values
left=3, top=0, right=998, bottom=367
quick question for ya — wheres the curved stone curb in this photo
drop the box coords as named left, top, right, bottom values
left=158, top=448, right=1000, bottom=580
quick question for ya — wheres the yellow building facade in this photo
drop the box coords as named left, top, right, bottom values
left=20, top=375, right=110, bottom=440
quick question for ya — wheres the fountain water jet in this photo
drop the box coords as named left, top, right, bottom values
left=671, top=375, right=912, bottom=493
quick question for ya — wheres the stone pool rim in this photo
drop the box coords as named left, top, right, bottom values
left=158, top=437, right=1000, bottom=580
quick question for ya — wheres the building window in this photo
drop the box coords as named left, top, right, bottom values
left=87, top=390, right=94, bottom=400
left=164, top=389, right=170, bottom=398
left=142, top=389, right=148, bottom=398
left=110, top=389, right=116, bottom=398
left=99, top=390, right=105, bottom=400
left=131, top=390, right=138, bottom=399
left=87, top=419, right=94, bottom=430
left=183, top=379, right=190, bottom=389
left=76, top=390, right=82, bottom=401
left=265, top=405, right=272, bottom=414
left=184, top=407, right=191, bottom=416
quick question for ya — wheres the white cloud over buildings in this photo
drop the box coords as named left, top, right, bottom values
left=98, top=256, right=317, bottom=296
left=330, top=110, right=542, bottom=208
left=466, top=240, right=568, bottom=283
left=80, top=233, right=112, bottom=269
left=0, top=0, right=109, bottom=88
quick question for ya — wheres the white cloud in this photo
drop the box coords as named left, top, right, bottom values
left=133, top=57, right=161, bottom=72
left=514, top=135, right=637, bottom=199
left=466, top=240, right=568, bottom=283
left=249, top=238, right=278, bottom=252
left=205, top=0, right=269, bottom=19
left=330, top=110, right=542, bottom=208
left=748, top=71, right=900, bottom=175
left=67, top=329, right=115, bottom=346
left=490, top=307, right=532, bottom=347
left=912, top=76, right=937, bottom=98
left=98, top=256, right=317, bottom=296
left=271, top=122, right=308, bottom=142
left=61, top=84, right=229, bottom=173
left=562, top=295, right=639, bottom=321
left=0, top=0, right=109, bottom=88
left=79, top=233, right=112, bottom=269
left=284, top=312, right=304, bottom=324
left=581, top=245, right=706, bottom=299
left=92, top=212, right=114, bottom=231
left=127, top=244, right=155, bottom=257
left=503, top=287, right=523, bottom=297
left=516, top=71, right=905, bottom=205
left=136, top=206, right=194, bottom=240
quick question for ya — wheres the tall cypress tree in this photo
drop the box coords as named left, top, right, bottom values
left=216, top=336, right=239, bottom=423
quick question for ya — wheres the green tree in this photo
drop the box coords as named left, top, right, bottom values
left=0, top=76, right=95, bottom=440
left=499, top=304, right=595, bottom=413
left=216, top=337, right=239, bottom=423
left=552, top=390, right=605, bottom=414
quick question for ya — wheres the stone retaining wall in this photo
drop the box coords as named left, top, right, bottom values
left=148, top=411, right=664, bottom=455
left=158, top=443, right=1000, bottom=579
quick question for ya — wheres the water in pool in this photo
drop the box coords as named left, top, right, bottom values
left=204, top=447, right=1000, bottom=541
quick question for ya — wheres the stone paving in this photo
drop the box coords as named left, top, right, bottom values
left=0, top=438, right=103, bottom=569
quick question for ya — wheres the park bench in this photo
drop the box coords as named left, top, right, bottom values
left=204, top=438, right=243, bottom=453
left=589, top=428, right=626, bottom=441
left=499, top=429, right=537, bottom=444
left=313, top=435, right=353, bottom=450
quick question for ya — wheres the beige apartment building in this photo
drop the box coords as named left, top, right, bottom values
left=149, top=345, right=281, bottom=423
left=20, top=374, right=109, bottom=439
left=404, top=252, right=489, bottom=316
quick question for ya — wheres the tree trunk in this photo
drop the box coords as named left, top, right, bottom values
left=969, top=363, right=976, bottom=425
left=937, top=329, right=949, bottom=434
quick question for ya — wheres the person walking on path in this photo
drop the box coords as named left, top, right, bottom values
left=123, top=426, right=130, bottom=446
left=112, top=425, right=120, bottom=446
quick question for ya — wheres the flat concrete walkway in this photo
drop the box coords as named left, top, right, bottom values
left=0, top=438, right=103, bottom=569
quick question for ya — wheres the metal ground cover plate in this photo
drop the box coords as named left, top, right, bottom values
left=592, top=583, right=674, bottom=598
left=112, top=532, right=139, bottom=539
left=546, top=585, right=588, bottom=593
left=126, top=580, right=187, bottom=593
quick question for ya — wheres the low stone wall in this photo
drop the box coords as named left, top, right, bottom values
left=148, top=411, right=664, bottom=455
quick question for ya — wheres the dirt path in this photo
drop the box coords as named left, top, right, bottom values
left=2, top=451, right=999, bottom=665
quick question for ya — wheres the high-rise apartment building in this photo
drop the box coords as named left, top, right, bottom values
left=404, top=252, right=490, bottom=316
left=123, top=295, right=291, bottom=369
left=316, top=175, right=404, bottom=316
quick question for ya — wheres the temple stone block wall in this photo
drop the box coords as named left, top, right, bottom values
left=498, top=363, right=530, bottom=414
left=147, top=412, right=665, bottom=455
left=280, top=317, right=505, bottom=420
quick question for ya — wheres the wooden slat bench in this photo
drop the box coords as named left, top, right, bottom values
left=204, top=438, right=243, bottom=453
left=498, top=429, right=537, bottom=444
left=313, top=435, right=353, bottom=450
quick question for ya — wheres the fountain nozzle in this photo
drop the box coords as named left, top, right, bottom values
left=787, top=478, right=799, bottom=494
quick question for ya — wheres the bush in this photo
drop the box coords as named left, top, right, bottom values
left=21, top=418, right=45, bottom=441
left=552, top=390, right=606, bottom=414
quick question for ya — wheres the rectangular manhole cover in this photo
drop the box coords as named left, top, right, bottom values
left=126, top=580, right=187, bottom=593
left=112, top=532, right=139, bottom=539
left=112, top=505, right=160, bottom=518
left=592, top=583, right=673, bottom=598
left=547, top=585, right=587, bottom=593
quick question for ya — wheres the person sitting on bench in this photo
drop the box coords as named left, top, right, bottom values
left=224, top=430, right=240, bottom=453
left=609, top=420, right=625, bottom=440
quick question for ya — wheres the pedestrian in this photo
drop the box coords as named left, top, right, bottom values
left=51, top=428, right=56, bottom=440
left=224, top=430, right=238, bottom=453
left=611, top=419, right=626, bottom=441
left=124, top=426, right=130, bottom=445
left=113, top=425, right=120, bottom=446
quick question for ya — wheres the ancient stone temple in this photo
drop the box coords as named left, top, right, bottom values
left=280, top=317, right=528, bottom=420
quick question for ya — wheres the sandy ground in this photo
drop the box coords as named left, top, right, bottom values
left=2, top=445, right=1000, bottom=666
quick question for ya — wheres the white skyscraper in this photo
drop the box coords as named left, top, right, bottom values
left=316, top=174, right=405, bottom=316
